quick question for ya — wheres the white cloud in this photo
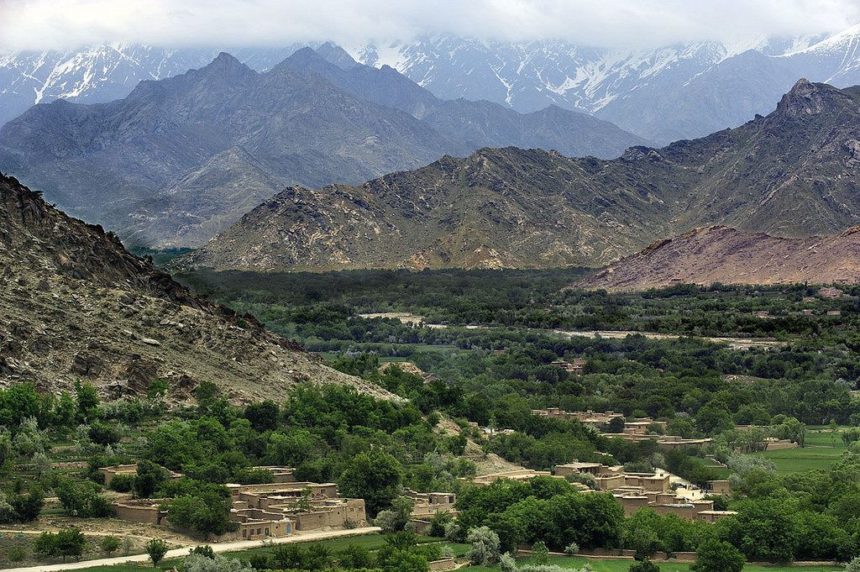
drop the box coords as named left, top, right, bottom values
left=0, top=0, right=858, bottom=51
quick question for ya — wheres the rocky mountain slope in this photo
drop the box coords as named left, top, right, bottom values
left=0, top=172, right=386, bottom=401
left=0, top=49, right=643, bottom=249
left=355, top=29, right=860, bottom=142
left=577, top=226, right=860, bottom=291
left=178, top=80, right=860, bottom=272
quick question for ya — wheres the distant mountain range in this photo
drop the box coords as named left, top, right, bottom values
left=0, top=45, right=300, bottom=127
left=0, top=47, right=644, bottom=248
left=2, top=25, right=860, bottom=141
left=177, top=80, right=860, bottom=272
left=577, top=226, right=860, bottom=291
left=356, top=28, right=860, bottom=142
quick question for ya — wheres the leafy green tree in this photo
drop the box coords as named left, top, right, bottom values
left=165, top=490, right=232, bottom=538
left=532, top=541, right=549, bottom=565
left=55, top=478, right=113, bottom=517
left=607, top=416, right=626, bottom=433
left=184, top=554, right=252, bottom=572
left=338, top=544, right=374, bottom=569
left=34, top=531, right=59, bottom=560
left=134, top=460, right=167, bottom=498
left=265, top=429, right=324, bottom=467
left=467, top=526, right=501, bottom=565
left=691, top=539, right=744, bottom=572
left=75, top=381, right=99, bottom=423
left=88, top=420, right=121, bottom=445
left=10, top=488, right=43, bottom=522
left=0, top=384, right=42, bottom=428
left=374, top=495, right=414, bottom=532
left=718, top=498, right=800, bottom=563
left=146, top=538, right=169, bottom=567
left=100, top=535, right=121, bottom=556
left=339, top=449, right=402, bottom=516
left=53, top=392, right=77, bottom=429
left=695, top=402, right=733, bottom=435
left=109, top=474, right=135, bottom=493
left=244, top=400, right=279, bottom=432
left=190, top=545, right=215, bottom=559
left=53, top=528, right=86, bottom=562
left=271, top=544, right=305, bottom=569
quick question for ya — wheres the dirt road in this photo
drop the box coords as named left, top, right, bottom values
left=3, top=527, right=382, bottom=572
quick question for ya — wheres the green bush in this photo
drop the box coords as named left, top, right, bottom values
left=109, top=474, right=135, bottom=493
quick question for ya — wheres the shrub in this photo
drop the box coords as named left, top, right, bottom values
left=100, top=535, right=121, bottom=556
left=190, top=545, right=215, bottom=559
left=500, top=552, right=517, bottom=572
left=145, top=538, right=169, bottom=567
left=34, top=528, right=86, bottom=562
left=109, top=474, right=135, bottom=493
left=443, top=520, right=462, bottom=542
left=183, top=553, right=252, bottom=572
left=467, top=526, right=501, bottom=565
left=564, top=542, right=580, bottom=556
left=429, top=511, right=453, bottom=537
left=691, top=539, right=744, bottom=572
left=629, top=558, right=661, bottom=572
left=55, top=478, right=113, bottom=518
left=8, top=545, right=26, bottom=562
left=532, top=541, right=549, bottom=565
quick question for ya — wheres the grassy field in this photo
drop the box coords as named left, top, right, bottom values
left=466, top=554, right=842, bottom=571
left=753, top=428, right=849, bottom=474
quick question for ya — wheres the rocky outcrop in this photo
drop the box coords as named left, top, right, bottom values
left=0, top=173, right=390, bottom=401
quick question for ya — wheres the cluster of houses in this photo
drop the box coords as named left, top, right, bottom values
left=464, top=464, right=735, bottom=524
left=102, top=447, right=735, bottom=541
left=103, top=465, right=368, bottom=540
left=532, top=408, right=714, bottom=449
left=554, top=462, right=735, bottom=522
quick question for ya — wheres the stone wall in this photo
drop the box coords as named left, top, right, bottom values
left=112, top=500, right=164, bottom=525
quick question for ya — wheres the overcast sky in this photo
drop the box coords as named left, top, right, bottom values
left=1, top=0, right=859, bottom=52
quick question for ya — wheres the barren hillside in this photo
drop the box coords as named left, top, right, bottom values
left=0, top=173, right=387, bottom=401
left=578, top=225, right=860, bottom=291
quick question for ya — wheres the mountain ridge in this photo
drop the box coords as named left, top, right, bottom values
left=0, top=48, right=644, bottom=249
left=177, top=79, right=860, bottom=273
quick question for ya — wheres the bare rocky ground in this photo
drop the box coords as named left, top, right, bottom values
left=0, top=173, right=389, bottom=401
left=579, top=225, right=860, bottom=292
